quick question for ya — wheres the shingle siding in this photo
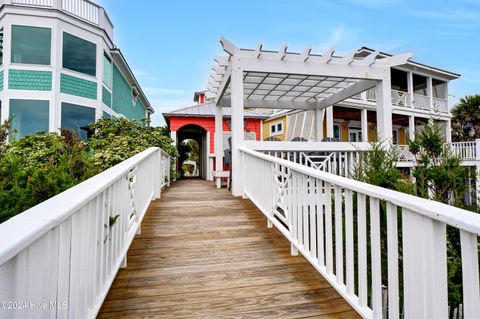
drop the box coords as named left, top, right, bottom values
left=60, top=73, right=97, bottom=99
left=112, top=64, right=146, bottom=122
left=9, top=69, right=52, bottom=91
left=102, top=86, right=112, bottom=107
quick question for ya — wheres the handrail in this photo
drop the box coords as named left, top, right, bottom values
left=0, top=147, right=171, bottom=318
left=240, top=147, right=480, bottom=235
left=0, top=147, right=162, bottom=265
left=245, top=141, right=371, bottom=152
left=240, top=147, right=480, bottom=318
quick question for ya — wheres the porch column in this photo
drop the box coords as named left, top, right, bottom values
left=407, top=71, right=414, bottom=107
left=445, top=120, right=452, bottom=143
left=408, top=115, right=415, bottom=141
left=326, top=106, right=334, bottom=139
left=315, top=107, right=325, bottom=141
left=214, top=104, right=224, bottom=188
left=427, top=76, right=434, bottom=110
left=361, top=109, right=368, bottom=142
left=376, top=78, right=393, bottom=144
left=231, top=67, right=244, bottom=197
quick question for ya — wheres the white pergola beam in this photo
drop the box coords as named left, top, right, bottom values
left=319, top=79, right=378, bottom=108
left=220, top=97, right=318, bottom=110
left=215, top=65, right=232, bottom=105
left=373, top=52, right=412, bottom=67
left=235, top=55, right=389, bottom=80
left=220, top=36, right=238, bottom=56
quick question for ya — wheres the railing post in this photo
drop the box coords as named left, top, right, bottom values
left=475, top=139, right=480, bottom=161
left=153, top=149, right=161, bottom=199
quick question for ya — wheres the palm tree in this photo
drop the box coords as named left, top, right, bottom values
left=451, top=94, right=480, bottom=141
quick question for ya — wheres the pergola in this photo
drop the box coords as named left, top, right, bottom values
left=207, top=37, right=411, bottom=196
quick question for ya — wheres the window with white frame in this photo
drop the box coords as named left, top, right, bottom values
left=270, top=121, right=283, bottom=135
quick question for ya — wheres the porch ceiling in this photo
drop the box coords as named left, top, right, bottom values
left=206, top=37, right=413, bottom=110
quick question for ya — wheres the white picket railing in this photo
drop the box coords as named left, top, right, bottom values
left=246, top=141, right=371, bottom=178
left=240, top=147, right=480, bottom=319
left=5, top=0, right=114, bottom=39
left=448, top=141, right=479, bottom=161
left=0, top=147, right=171, bottom=319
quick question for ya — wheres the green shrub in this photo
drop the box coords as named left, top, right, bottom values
left=88, top=118, right=176, bottom=170
left=0, top=129, right=98, bottom=223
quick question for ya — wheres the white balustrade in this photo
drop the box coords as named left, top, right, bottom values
left=0, top=147, right=171, bottom=319
left=62, top=0, right=99, bottom=24
left=448, top=141, right=478, bottom=161
left=391, top=89, right=409, bottom=107
left=240, top=147, right=480, bottom=319
left=434, top=97, right=449, bottom=113
left=11, top=0, right=52, bottom=6
left=412, top=93, right=431, bottom=111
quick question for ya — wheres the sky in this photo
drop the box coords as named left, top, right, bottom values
left=97, top=0, right=480, bottom=126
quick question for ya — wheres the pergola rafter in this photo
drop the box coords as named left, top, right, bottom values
left=206, top=37, right=412, bottom=196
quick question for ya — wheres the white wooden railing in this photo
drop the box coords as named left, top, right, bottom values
left=391, top=89, right=410, bottom=107
left=4, top=0, right=114, bottom=39
left=247, top=141, right=370, bottom=178
left=0, top=147, right=171, bottom=319
left=240, top=147, right=480, bottom=319
left=448, top=140, right=479, bottom=161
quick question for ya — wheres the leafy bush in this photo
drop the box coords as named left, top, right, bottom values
left=0, top=129, right=98, bottom=223
left=0, top=118, right=176, bottom=223
left=88, top=118, right=176, bottom=170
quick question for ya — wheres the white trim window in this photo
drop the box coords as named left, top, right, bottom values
left=270, top=121, right=283, bottom=136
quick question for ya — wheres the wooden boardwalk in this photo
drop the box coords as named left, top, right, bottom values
left=98, top=178, right=360, bottom=318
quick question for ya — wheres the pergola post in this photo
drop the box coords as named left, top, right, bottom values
left=231, top=67, right=245, bottom=197
left=315, top=108, right=325, bottom=141
left=326, top=106, right=334, bottom=139
left=361, top=109, right=368, bottom=142
left=376, top=78, right=393, bottom=144
left=214, top=104, right=223, bottom=188
left=408, top=115, right=415, bottom=141
left=407, top=71, right=414, bottom=107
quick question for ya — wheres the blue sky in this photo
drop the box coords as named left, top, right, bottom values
left=98, top=0, right=480, bottom=126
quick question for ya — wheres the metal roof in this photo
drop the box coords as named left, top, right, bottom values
left=162, top=102, right=268, bottom=119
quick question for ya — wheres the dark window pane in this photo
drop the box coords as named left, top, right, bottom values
left=61, top=102, right=96, bottom=139
left=9, top=99, right=49, bottom=139
left=11, top=25, right=51, bottom=65
left=63, top=33, right=96, bottom=76
left=103, top=111, right=111, bottom=119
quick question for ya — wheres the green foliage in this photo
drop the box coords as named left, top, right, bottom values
left=88, top=118, right=176, bottom=170
left=451, top=94, right=480, bottom=141
left=0, top=130, right=98, bottom=223
left=0, top=118, right=176, bottom=223
left=409, top=120, right=466, bottom=204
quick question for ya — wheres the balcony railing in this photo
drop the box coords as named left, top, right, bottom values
left=240, top=146, right=480, bottom=319
left=355, top=88, right=449, bottom=114
left=4, top=0, right=114, bottom=39
left=0, top=147, right=171, bottom=318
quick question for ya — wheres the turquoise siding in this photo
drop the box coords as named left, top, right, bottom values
left=9, top=69, right=52, bottom=91
left=0, top=71, right=3, bottom=91
left=60, top=73, right=97, bottom=99
left=112, top=64, right=146, bottom=122
left=102, top=86, right=112, bottom=107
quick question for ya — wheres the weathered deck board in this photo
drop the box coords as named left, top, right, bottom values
left=98, top=178, right=360, bottom=319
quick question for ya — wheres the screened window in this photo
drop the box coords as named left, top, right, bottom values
left=333, top=124, right=341, bottom=140
left=103, top=52, right=112, bottom=87
left=63, top=33, right=96, bottom=76
left=61, top=102, right=96, bottom=139
left=11, top=25, right=51, bottom=65
left=9, top=99, right=49, bottom=139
